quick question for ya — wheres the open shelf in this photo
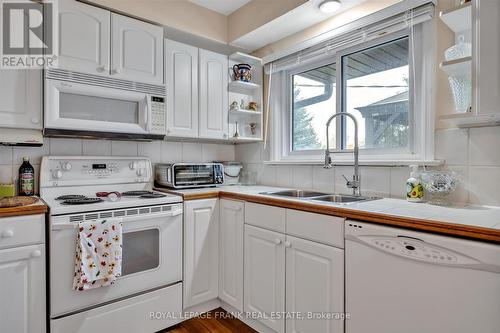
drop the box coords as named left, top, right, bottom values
left=439, top=2, right=471, bottom=33
left=229, top=108, right=262, bottom=116
left=229, top=80, right=261, bottom=91
left=228, top=136, right=262, bottom=143
left=229, top=52, right=262, bottom=66
left=439, top=112, right=500, bottom=128
left=439, top=56, right=471, bottom=76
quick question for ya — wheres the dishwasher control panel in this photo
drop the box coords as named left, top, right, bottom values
left=357, top=235, right=480, bottom=266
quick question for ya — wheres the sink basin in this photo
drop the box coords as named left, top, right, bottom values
left=311, top=194, right=381, bottom=204
left=260, top=190, right=329, bottom=198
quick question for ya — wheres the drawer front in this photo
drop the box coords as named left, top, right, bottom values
left=51, top=283, right=183, bottom=333
left=245, top=202, right=285, bottom=233
left=0, top=214, right=44, bottom=249
left=286, top=209, right=344, bottom=248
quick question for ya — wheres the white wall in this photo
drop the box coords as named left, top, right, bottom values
left=235, top=126, right=500, bottom=207
left=0, top=138, right=235, bottom=194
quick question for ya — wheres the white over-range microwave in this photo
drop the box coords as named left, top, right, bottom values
left=44, top=69, right=166, bottom=140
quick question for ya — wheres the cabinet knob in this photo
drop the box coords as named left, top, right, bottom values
left=274, top=238, right=282, bottom=245
left=1, top=230, right=14, bottom=238
left=284, top=241, right=291, bottom=248
left=111, top=69, right=121, bottom=75
left=31, top=118, right=39, bottom=124
left=96, top=66, right=106, bottom=73
left=31, top=250, right=42, bottom=258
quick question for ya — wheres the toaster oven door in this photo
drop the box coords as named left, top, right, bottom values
left=173, top=164, right=216, bottom=188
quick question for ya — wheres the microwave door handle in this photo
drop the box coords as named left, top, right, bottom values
left=145, top=97, right=151, bottom=131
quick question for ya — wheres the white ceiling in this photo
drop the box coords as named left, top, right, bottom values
left=189, top=0, right=252, bottom=15
left=231, top=0, right=366, bottom=51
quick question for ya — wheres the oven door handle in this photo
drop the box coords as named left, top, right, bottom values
left=52, top=208, right=183, bottom=231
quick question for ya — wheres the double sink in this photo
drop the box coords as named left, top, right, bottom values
left=260, top=189, right=381, bottom=204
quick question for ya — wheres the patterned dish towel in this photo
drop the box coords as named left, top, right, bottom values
left=73, top=218, right=123, bottom=291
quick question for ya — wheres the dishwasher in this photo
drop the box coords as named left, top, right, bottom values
left=345, top=220, right=500, bottom=333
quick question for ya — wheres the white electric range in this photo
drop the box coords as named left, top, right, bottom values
left=40, top=156, right=184, bottom=333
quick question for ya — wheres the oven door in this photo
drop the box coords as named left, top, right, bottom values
left=49, top=203, right=182, bottom=317
left=45, top=79, right=150, bottom=135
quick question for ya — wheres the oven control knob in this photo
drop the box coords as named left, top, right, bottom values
left=61, top=162, right=72, bottom=171
left=136, top=168, right=145, bottom=176
left=129, top=162, right=137, bottom=170
left=52, top=169, right=63, bottom=179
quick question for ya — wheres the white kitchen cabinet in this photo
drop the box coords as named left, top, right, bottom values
left=55, top=0, right=110, bottom=75
left=219, top=199, right=244, bottom=311
left=184, top=199, right=219, bottom=308
left=244, top=225, right=286, bottom=333
left=0, top=244, right=45, bottom=333
left=0, top=69, right=42, bottom=129
left=111, top=14, right=164, bottom=84
left=164, top=39, right=199, bottom=137
left=199, top=49, right=228, bottom=139
left=285, top=235, right=344, bottom=333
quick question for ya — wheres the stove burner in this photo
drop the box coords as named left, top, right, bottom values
left=121, top=191, right=154, bottom=196
left=140, top=193, right=166, bottom=199
left=55, top=195, right=86, bottom=200
left=61, top=198, right=103, bottom=205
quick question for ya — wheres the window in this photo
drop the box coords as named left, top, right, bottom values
left=342, top=37, right=410, bottom=150
left=292, top=63, right=336, bottom=151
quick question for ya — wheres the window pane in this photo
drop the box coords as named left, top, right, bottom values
left=292, top=63, right=336, bottom=151
left=343, top=37, right=409, bottom=150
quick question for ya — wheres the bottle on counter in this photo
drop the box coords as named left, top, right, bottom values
left=18, top=157, right=35, bottom=196
left=406, top=165, right=423, bottom=203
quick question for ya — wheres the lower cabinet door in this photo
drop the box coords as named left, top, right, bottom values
left=184, top=199, right=219, bottom=308
left=219, top=199, right=244, bottom=311
left=0, top=244, right=45, bottom=333
left=285, top=235, right=344, bottom=333
left=244, top=225, right=286, bottom=333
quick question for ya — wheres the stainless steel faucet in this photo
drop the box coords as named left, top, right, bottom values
left=324, top=112, right=361, bottom=196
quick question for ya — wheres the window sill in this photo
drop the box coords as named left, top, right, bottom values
left=263, top=159, right=444, bottom=167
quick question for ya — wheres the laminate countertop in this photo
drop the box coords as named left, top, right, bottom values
left=155, top=185, right=500, bottom=244
left=0, top=196, right=48, bottom=218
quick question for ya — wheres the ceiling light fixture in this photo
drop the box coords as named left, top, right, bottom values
left=319, top=0, right=341, bottom=14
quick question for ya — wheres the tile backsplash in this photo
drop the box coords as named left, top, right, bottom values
left=235, top=127, right=500, bottom=207
left=0, top=138, right=235, bottom=194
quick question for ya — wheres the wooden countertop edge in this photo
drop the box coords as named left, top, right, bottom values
left=0, top=204, right=48, bottom=218
left=154, top=187, right=500, bottom=243
left=220, top=192, right=500, bottom=243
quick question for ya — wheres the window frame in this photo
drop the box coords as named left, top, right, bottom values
left=271, top=24, right=435, bottom=165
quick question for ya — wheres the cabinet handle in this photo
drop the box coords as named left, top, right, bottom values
left=284, top=241, right=291, bottom=248
left=31, top=250, right=42, bottom=258
left=1, top=230, right=14, bottom=238
left=274, top=238, right=282, bottom=245
left=31, top=118, right=39, bottom=124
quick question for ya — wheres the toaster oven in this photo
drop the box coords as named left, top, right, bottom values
left=155, top=163, right=224, bottom=189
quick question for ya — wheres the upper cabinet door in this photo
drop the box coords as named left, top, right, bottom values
left=111, top=14, right=164, bottom=85
left=0, top=69, right=42, bottom=129
left=199, top=49, right=228, bottom=139
left=164, top=39, right=199, bottom=137
left=56, top=0, right=110, bottom=75
left=475, top=0, right=500, bottom=115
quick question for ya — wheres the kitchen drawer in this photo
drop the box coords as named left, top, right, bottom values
left=245, top=202, right=285, bottom=233
left=51, top=282, right=183, bottom=333
left=0, top=214, right=44, bottom=249
left=286, top=209, right=344, bottom=248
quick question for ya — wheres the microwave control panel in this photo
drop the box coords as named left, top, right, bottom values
left=150, top=96, right=166, bottom=134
